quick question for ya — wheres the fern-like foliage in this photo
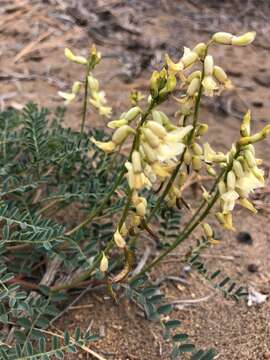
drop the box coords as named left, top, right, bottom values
left=186, top=237, right=248, bottom=301
left=126, top=276, right=216, bottom=360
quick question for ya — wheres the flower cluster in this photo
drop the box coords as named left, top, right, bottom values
left=58, top=46, right=112, bottom=117
left=54, top=31, right=270, bottom=275
left=195, top=110, right=268, bottom=231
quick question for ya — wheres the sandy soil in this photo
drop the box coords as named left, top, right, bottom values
left=1, top=0, right=270, bottom=359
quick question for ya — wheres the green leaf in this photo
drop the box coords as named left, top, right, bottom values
left=172, top=333, right=189, bottom=342
left=178, top=344, right=195, bottom=353
left=157, top=304, right=172, bottom=315
left=16, top=317, right=31, bottom=329
left=200, top=349, right=216, bottom=360
left=165, top=319, right=181, bottom=329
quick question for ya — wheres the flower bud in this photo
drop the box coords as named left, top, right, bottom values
left=152, top=110, right=163, bottom=124
left=181, top=51, right=198, bottom=68
left=124, top=106, right=141, bottom=121
left=88, top=75, right=99, bottom=92
left=223, top=212, right=235, bottom=231
left=130, top=214, right=141, bottom=227
left=203, top=223, right=213, bottom=238
left=65, top=48, right=75, bottom=61
left=187, top=77, right=200, bottom=97
left=233, top=160, right=244, bottom=178
left=58, top=91, right=76, bottom=104
left=143, top=128, right=160, bottom=148
left=202, top=76, right=217, bottom=96
left=191, top=142, right=203, bottom=156
left=244, top=149, right=256, bottom=168
left=100, top=252, right=108, bottom=272
left=239, top=198, right=257, bottom=213
left=91, top=138, right=116, bottom=153
left=150, top=71, right=160, bottom=97
left=112, top=125, right=134, bottom=145
left=177, top=171, right=187, bottom=187
left=231, top=32, right=256, bottom=46
left=89, top=44, right=101, bottom=64
left=147, top=121, right=167, bottom=139
left=192, top=155, right=201, bottom=171
left=184, top=149, right=191, bottom=165
left=65, top=48, right=87, bottom=65
left=218, top=181, right=226, bottom=195
left=196, top=123, right=208, bottom=136
left=132, top=151, right=142, bottom=173
left=71, top=81, right=82, bottom=94
left=212, top=32, right=233, bottom=45
left=120, top=223, right=128, bottom=236
left=215, top=212, right=225, bottom=225
left=227, top=171, right=236, bottom=190
left=187, top=71, right=202, bottom=83
left=193, top=43, right=207, bottom=58
left=136, top=202, right=147, bottom=217
left=204, top=55, right=214, bottom=76
left=165, top=74, right=177, bottom=92
left=213, top=66, right=228, bottom=83
left=206, top=164, right=216, bottom=177
left=246, top=144, right=255, bottom=155
left=107, top=119, right=128, bottom=129
left=141, top=142, right=157, bottom=163
left=251, top=167, right=264, bottom=182
left=114, top=229, right=126, bottom=248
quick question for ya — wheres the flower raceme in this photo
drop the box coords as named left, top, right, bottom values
left=56, top=31, right=270, bottom=278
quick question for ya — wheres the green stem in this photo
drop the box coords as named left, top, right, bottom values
left=79, top=61, right=92, bottom=145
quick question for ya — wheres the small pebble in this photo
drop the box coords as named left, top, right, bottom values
left=236, top=231, right=253, bottom=245
left=252, top=101, right=263, bottom=108
left=263, top=352, right=270, bottom=359
left=247, top=264, right=259, bottom=273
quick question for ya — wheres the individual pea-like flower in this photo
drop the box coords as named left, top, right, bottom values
left=64, top=48, right=88, bottom=65
left=202, top=55, right=218, bottom=97
left=100, top=252, right=109, bottom=272
left=88, top=74, right=112, bottom=118
left=165, top=46, right=199, bottom=76
left=235, top=171, right=264, bottom=198
left=220, top=190, right=239, bottom=214
left=58, top=81, right=82, bottom=105
left=203, top=143, right=226, bottom=163
left=125, top=156, right=151, bottom=190
left=213, top=65, right=232, bottom=89
left=141, top=123, right=193, bottom=162
left=91, top=125, right=135, bottom=153
left=212, top=31, right=256, bottom=46
left=113, top=229, right=126, bottom=248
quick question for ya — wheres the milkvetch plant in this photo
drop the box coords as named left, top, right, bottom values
left=0, top=30, right=268, bottom=359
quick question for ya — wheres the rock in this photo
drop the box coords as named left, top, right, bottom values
left=263, top=352, right=270, bottom=359
left=236, top=231, right=253, bottom=245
